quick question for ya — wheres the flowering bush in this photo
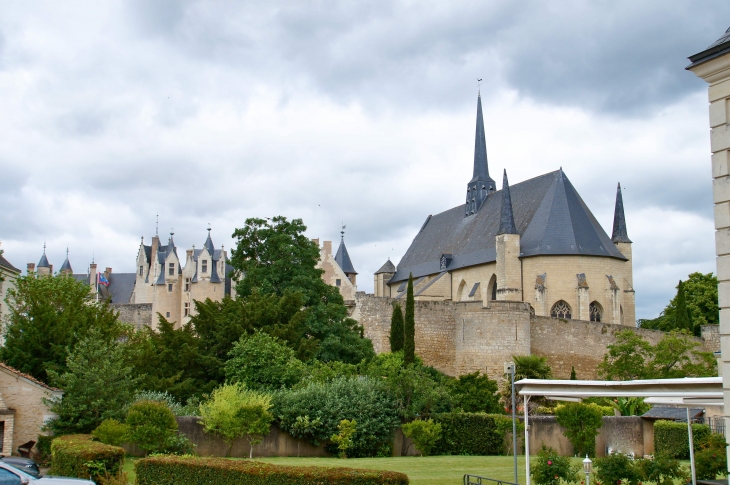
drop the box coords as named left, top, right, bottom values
left=531, top=446, right=577, bottom=485
left=595, top=453, right=639, bottom=485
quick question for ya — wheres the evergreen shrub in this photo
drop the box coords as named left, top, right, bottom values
left=92, top=418, right=130, bottom=446
left=554, top=402, right=603, bottom=457
left=135, top=455, right=409, bottom=485
left=401, top=419, right=442, bottom=456
left=50, top=434, right=124, bottom=482
left=654, top=420, right=711, bottom=459
left=431, top=413, right=505, bottom=455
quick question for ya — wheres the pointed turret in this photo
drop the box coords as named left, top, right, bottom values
left=334, top=227, right=357, bottom=284
left=59, top=247, right=73, bottom=274
left=38, top=243, right=50, bottom=268
left=611, top=183, right=631, bottom=243
left=497, top=170, right=517, bottom=235
left=374, top=258, right=396, bottom=298
left=465, top=92, right=496, bottom=217
left=203, top=226, right=215, bottom=255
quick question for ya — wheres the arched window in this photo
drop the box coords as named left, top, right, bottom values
left=589, top=301, right=602, bottom=322
left=551, top=300, right=572, bottom=319
left=456, top=280, right=467, bottom=301
left=488, top=274, right=497, bottom=301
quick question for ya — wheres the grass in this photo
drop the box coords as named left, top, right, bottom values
left=123, top=456, right=138, bottom=484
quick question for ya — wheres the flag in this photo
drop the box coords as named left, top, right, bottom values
left=98, top=273, right=110, bottom=287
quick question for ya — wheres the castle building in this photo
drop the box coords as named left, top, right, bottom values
left=315, top=231, right=358, bottom=301
left=374, top=93, right=636, bottom=326
left=0, top=245, right=21, bottom=323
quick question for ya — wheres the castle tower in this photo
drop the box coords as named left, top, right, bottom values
left=335, top=228, right=357, bottom=285
left=59, top=248, right=73, bottom=275
left=611, top=182, right=635, bottom=326
left=374, top=259, right=396, bottom=297
left=152, top=232, right=182, bottom=327
left=495, top=170, right=522, bottom=300
left=465, top=92, right=496, bottom=217
left=36, top=244, right=52, bottom=276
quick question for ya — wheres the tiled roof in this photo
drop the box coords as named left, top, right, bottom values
left=0, top=362, right=61, bottom=392
left=374, top=259, right=396, bottom=274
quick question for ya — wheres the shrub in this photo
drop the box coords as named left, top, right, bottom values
left=92, top=419, right=130, bottom=446
left=530, top=446, right=577, bottom=485
left=654, top=420, right=711, bottom=459
left=126, top=400, right=179, bottom=455
left=129, top=390, right=186, bottom=416
left=594, top=453, right=639, bottom=485
left=431, top=413, right=505, bottom=456
left=275, top=376, right=400, bottom=458
left=331, top=419, right=357, bottom=458
left=199, top=383, right=274, bottom=458
left=33, top=435, right=54, bottom=466
left=135, top=455, right=409, bottom=485
left=50, top=434, right=124, bottom=483
left=402, top=419, right=442, bottom=456
left=588, top=404, right=615, bottom=417
left=634, top=453, right=686, bottom=485
left=555, top=402, right=603, bottom=457
left=695, top=433, right=728, bottom=480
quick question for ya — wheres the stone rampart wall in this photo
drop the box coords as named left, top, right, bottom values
left=112, top=303, right=153, bottom=330
left=701, top=324, right=721, bottom=352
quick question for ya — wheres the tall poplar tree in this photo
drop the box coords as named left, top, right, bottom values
left=389, top=303, right=404, bottom=352
left=674, top=280, right=693, bottom=332
left=403, top=273, right=415, bottom=365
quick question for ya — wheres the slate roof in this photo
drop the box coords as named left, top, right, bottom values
left=390, top=169, right=627, bottom=283
left=612, top=183, right=631, bottom=243
left=335, top=238, right=357, bottom=275
left=642, top=407, right=704, bottom=421
left=72, top=272, right=136, bottom=303
left=374, top=259, right=396, bottom=274
left=0, top=254, right=20, bottom=274
left=38, top=252, right=50, bottom=268
left=687, top=26, right=730, bottom=69
left=497, top=170, right=517, bottom=235
left=59, top=257, right=72, bottom=273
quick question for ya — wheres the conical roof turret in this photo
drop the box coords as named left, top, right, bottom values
left=38, top=243, right=50, bottom=268
left=497, top=170, right=517, bottom=235
left=59, top=247, right=73, bottom=273
left=465, top=92, right=496, bottom=216
left=611, top=183, right=631, bottom=243
left=334, top=229, right=357, bottom=275
left=203, top=227, right=215, bottom=255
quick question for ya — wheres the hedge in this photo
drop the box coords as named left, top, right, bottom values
left=654, top=420, right=711, bottom=459
left=135, top=455, right=409, bottom=485
left=431, top=413, right=508, bottom=455
left=50, top=434, right=125, bottom=482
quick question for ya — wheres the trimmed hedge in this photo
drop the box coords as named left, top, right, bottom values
left=50, top=434, right=125, bottom=482
left=135, top=455, right=409, bottom=485
left=654, top=420, right=711, bottom=459
left=431, top=413, right=506, bottom=455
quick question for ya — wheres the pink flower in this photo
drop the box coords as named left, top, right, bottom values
left=548, top=461, right=553, bottom=465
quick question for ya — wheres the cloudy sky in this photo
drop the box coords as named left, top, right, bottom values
left=1, top=1, right=728, bottom=320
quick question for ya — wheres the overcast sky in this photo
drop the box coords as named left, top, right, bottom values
left=1, top=1, right=728, bottom=320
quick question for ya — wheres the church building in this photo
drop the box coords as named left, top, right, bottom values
left=374, top=93, right=635, bottom=326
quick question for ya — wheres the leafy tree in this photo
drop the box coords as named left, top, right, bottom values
left=404, top=274, right=415, bottom=366
left=92, top=419, right=130, bottom=446
left=300, top=359, right=359, bottom=385
left=639, top=273, right=718, bottom=335
left=225, top=331, right=306, bottom=391
left=2, top=274, right=123, bottom=383
left=199, top=383, right=274, bottom=458
left=126, top=400, right=179, bottom=456
left=289, top=415, right=323, bottom=457
left=597, top=330, right=653, bottom=380
left=674, top=280, right=693, bottom=333
left=45, top=329, right=139, bottom=434
left=330, top=419, right=357, bottom=458
left=401, top=419, right=442, bottom=456
left=389, top=303, right=404, bottom=352
left=448, top=371, right=501, bottom=414
left=555, top=402, right=603, bottom=456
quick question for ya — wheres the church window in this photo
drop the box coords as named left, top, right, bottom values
left=184, top=302, right=190, bottom=317
left=184, top=278, right=190, bottom=292
left=139, top=265, right=144, bottom=276
left=168, top=283, right=173, bottom=292
left=488, top=274, right=497, bottom=301
left=336, top=279, right=341, bottom=287
left=202, top=260, right=208, bottom=273
left=168, top=263, right=174, bottom=276
left=589, top=301, right=602, bottom=322
left=551, top=300, right=572, bottom=319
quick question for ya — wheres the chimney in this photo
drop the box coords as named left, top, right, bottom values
left=106, top=267, right=112, bottom=275
left=186, top=249, right=193, bottom=261
left=27, top=263, right=35, bottom=274
left=312, top=238, right=320, bottom=247
left=323, top=241, right=332, bottom=255
left=89, top=263, right=97, bottom=290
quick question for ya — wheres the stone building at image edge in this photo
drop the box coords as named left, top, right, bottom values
left=373, top=92, right=636, bottom=327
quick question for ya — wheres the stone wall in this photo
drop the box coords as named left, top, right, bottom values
left=701, top=324, right=721, bottom=352
left=112, top=303, right=153, bottom=330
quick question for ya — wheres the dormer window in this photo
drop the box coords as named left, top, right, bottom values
left=202, top=261, right=208, bottom=273
left=168, top=263, right=174, bottom=276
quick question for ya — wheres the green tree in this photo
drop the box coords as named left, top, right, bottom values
left=570, top=366, right=577, bottom=380
left=597, top=330, right=653, bottom=380
left=91, top=419, right=130, bottom=446
left=225, top=331, right=306, bottom=391
left=674, top=280, right=693, bottom=333
left=2, top=274, right=123, bottom=383
left=401, top=419, right=442, bottom=457
left=199, top=383, right=274, bottom=458
left=126, top=400, right=179, bottom=455
left=555, top=402, right=603, bottom=456
left=513, top=355, right=552, bottom=380
left=45, top=329, right=139, bottom=434
left=639, top=273, right=718, bottom=335
left=448, top=371, right=501, bottom=414
left=389, top=303, right=404, bottom=352
left=403, top=274, right=415, bottom=366
left=330, top=419, right=357, bottom=458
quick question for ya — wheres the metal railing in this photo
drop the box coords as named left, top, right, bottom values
left=463, top=475, right=519, bottom=485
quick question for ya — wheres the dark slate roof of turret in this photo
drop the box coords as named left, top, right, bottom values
left=611, top=183, right=631, bottom=244
left=0, top=254, right=20, bottom=274
left=687, top=26, right=730, bottom=69
left=390, top=169, right=627, bottom=283
left=471, top=93, right=495, bottom=187
left=38, top=245, right=50, bottom=268
left=335, top=237, right=357, bottom=275
left=59, top=248, right=72, bottom=273
left=374, top=259, right=396, bottom=274
left=204, top=228, right=215, bottom=255
left=497, top=170, right=517, bottom=235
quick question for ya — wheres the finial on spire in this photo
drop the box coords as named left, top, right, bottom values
left=341, top=223, right=346, bottom=240
left=611, top=183, right=632, bottom=244
left=207, top=223, right=211, bottom=233
left=497, top=169, right=517, bottom=235
left=66, top=247, right=69, bottom=258
left=43, top=242, right=46, bottom=253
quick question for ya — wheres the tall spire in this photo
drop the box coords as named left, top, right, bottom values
left=497, top=170, right=517, bottom=235
left=611, top=183, right=631, bottom=243
left=465, top=93, right=496, bottom=216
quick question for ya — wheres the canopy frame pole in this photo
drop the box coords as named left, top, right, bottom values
left=524, top=395, right=530, bottom=485
left=687, top=407, right=697, bottom=485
